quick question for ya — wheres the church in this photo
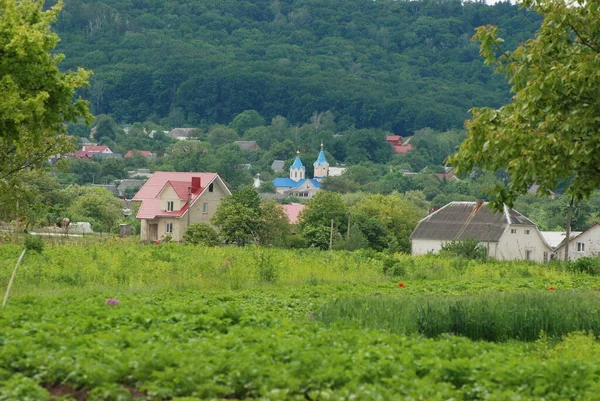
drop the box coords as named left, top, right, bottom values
left=272, top=144, right=329, bottom=198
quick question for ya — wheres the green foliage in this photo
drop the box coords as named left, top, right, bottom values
left=183, top=223, right=220, bottom=246
left=23, top=235, right=44, bottom=254
left=0, top=0, right=91, bottom=183
left=298, top=192, right=348, bottom=249
left=570, top=257, right=600, bottom=276
left=257, top=200, right=291, bottom=247
left=54, top=0, right=539, bottom=133
left=451, top=0, right=600, bottom=207
left=212, top=188, right=261, bottom=246
left=232, top=110, right=265, bottom=135
left=66, top=187, right=124, bottom=233
left=351, top=194, right=427, bottom=253
left=317, top=291, right=600, bottom=342
left=2, top=243, right=600, bottom=400
left=440, top=238, right=488, bottom=260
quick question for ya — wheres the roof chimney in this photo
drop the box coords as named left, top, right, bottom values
left=429, top=206, right=441, bottom=215
left=475, top=199, right=484, bottom=212
left=191, top=176, right=201, bottom=190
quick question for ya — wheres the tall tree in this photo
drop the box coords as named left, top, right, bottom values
left=0, top=0, right=91, bottom=183
left=450, top=0, right=600, bottom=206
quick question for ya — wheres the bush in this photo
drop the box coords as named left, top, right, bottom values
left=440, top=238, right=487, bottom=260
left=183, top=223, right=220, bottom=246
left=24, top=235, right=44, bottom=253
left=571, top=257, right=600, bottom=276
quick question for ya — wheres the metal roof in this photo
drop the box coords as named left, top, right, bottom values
left=410, top=201, right=536, bottom=241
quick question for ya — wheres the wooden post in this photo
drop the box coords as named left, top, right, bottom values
left=329, top=219, right=334, bottom=250
left=3, top=248, right=27, bottom=308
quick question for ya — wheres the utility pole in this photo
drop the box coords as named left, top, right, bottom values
left=329, top=219, right=334, bottom=250
left=347, top=215, right=351, bottom=239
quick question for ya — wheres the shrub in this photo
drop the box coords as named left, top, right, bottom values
left=440, top=238, right=487, bottom=260
left=24, top=235, right=44, bottom=253
left=571, top=257, right=600, bottom=276
left=183, top=223, right=220, bottom=246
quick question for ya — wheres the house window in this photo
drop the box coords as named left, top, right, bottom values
left=167, top=201, right=174, bottom=212
left=511, top=229, right=517, bottom=234
left=202, top=202, right=208, bottom=214
left=543, top=252, right=549, bottom=263
left=577, top=242, right=585, bottom=252
left=525, top=230, right=530, bottom=235
left=209, top=183, right=214, bottom=192
left=166, top=223, right=173, bottom=234
left=525, top=249, right=533, bottom=261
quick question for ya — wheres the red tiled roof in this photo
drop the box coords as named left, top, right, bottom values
left=82, top=145, right=111, bottom=153
left=393, top=144, right=412, bottom=154
left=386, top=135, right=402, bottom=143
left=435, top=173, right=457, bottom=181
left=75, top=151, right=94, bottom=159
left=282, top=203, right=306, bottom=224
left=133, top=172, right=221, bottom=219
left=125, top=150, right=153, bottom=158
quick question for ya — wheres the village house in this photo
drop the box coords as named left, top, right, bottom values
left=133, top=172, right=230, bottom=242
left=235, top=141, right=261, bottom=151
left=124, top=150, right=155, bottom=158
left=282, top=203, right=306, bottom=225
left=82, top=145, right=113, bottom=153
left=386, top=135, right=413, bottom=154
left=551, top=223, right=600, bottom=261
left=410, top=201, right=553, bottom=262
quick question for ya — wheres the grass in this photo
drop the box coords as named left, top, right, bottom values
left=2, top=243, right=600, bottom=399
left=316, top=291, right=600, bottom=341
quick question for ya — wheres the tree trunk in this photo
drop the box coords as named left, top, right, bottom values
left=564, top=197, right=574, bottom=262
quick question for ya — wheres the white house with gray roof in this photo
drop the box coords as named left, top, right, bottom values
left=410, top=201, right=553, bottom=262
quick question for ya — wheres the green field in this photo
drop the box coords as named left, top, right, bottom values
left=2, top=243, right=600, bottom=400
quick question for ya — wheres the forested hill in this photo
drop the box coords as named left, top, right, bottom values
left=53, top=0, right=540, bottom=134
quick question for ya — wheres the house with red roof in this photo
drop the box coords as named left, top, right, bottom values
left=385, top=135, right=413, bottom=154
left=132, top=172, right=230, bottom=242
left=281, top=203, right=306, bottom=225
left=82, top=145, right=113, bottom=153
left=124, top=150, right=155, bottom=158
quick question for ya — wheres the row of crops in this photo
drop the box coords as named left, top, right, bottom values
left=1, top=243, right=600, bottom=400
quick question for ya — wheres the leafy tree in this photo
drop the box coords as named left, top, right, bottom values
left=257, top=200, right=291, bottom=247
left=232, top=110, right=265, bottom=135
left=451, top=0, right=600, bottom=206
left=258, top=181, right=276, bottom=194
left=208, top=125, right=239, bottom=148
left=212, top=188, right=261, bottom=246
left=183, top=223, right=220, bottom=246
left=0, top=0, right=90, bottom=186
left=66, top=159, right=103, bottom=184
left=298, top=191, right=348, bottom=249
left=67, top=187, right=124, bottom=233
left=321, top=176, right=358, bottom=194
left=352, top=194, right=427, bottom=253
left=94, top=115, right=117, bottom=142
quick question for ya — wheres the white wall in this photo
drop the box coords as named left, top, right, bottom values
left=555, top=225, right=600, bottom=261
left=494, top=225, right=552, bottom=263
left=411, top=238, right=497, bottom=257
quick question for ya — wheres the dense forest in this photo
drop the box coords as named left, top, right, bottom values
left=51, top=0, right=541, bottom=134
